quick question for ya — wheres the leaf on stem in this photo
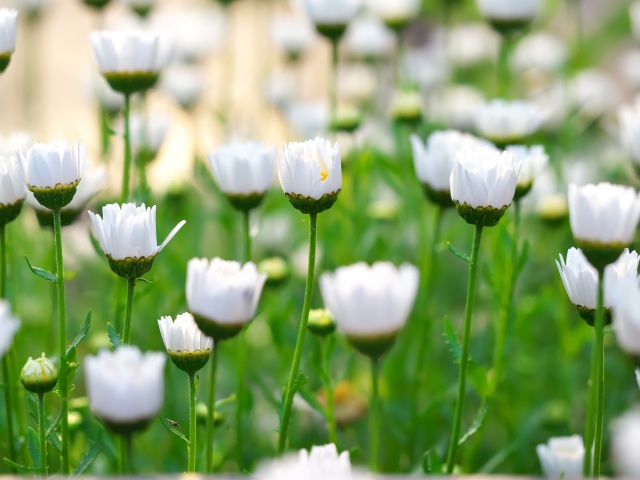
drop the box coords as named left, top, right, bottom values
left=298, top=387, right=327, bottom=418
left=67, top=311, right=91, bottom=356
left=136, top=277, right=153, bottom=286
left=422, top=449, right=443, bottom=474
left=107, top=323, right=122, bottom=349
left=46, top=409, right=63, bottom=438
left=3, top=458, right=39, bottom=473
left=443, top=317, right=489, bottom=397
left=516, top=239, right=530, bottom=276
left=457, top=402, right=488, bottom=446
left=215, top=393, right=236, bottom=409
left=160, top=417, right=189, bottom=444
left=447, top=242, right=470, bottom=264
left=73, top=431, right=103, bottom=476
left=27, top=427, right=40, bottom=469
left=24, top=255, right=57, bottom=283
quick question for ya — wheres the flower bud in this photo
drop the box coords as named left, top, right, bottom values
left=389, top=91, right=423, bottom=126
left=330, top=105, right=362, bottom=133
left=20, top=353, right=58, bottom=394
left=258, top=257, right=290, bottom=286
left=307, top=309, right=336, bottom=336
left=196, top=402, right=226, bottom=428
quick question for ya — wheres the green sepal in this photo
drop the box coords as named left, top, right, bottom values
left=103, top=417, right=152, bottom=435
left=513, top=182, right=533, bottom=202
left=226, top=192, right=265, bottom=212
left=106, top=254, right=156, bottom=279
left=82, top=0, right=110, bottom=9
left=487, top=17, right=532, bottom=36
left=576, top=240, right=626, bottom=273
left=28, top=181, right=79, bottom=210
left=422, top=184, right=454, bottom=208
left=454, top=201, right=509, bottom=227
left=286, top=190, right=341, bottom=214
left=315, top=24, right=347, bottom=42
left=346, top=331, right=399, bottom=360
left=576, top=305, right=613, bottom=327
left=168, top=349, right=211, bottom=375
left=103, top=71, right=159, bottom=95
left=0, top=52, right=12, bottom=74
left=0, top=199, right=24, bottom=226
left=34, top=206, right=82, bottom=228
left=192, top=313, right=246, bottom=341
left=132, top=5, right=152, bottom=17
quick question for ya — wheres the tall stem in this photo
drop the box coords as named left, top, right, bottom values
left=122, top=277, right=135, bottom=345
left=497, top=34, right=511, bottom=98
left=1, top=223, right=6, bottom=298
left=330, top=39, right=339, bottom=122
left=243, top=210, right=251, bottom=263
left=2, top=355, right=15, bottom=467
left=119, top=434, right=132, bottom=475
left=592, top=272, right=605, bottom=477
left=100, top=106, right=111, bottom=161
left=53, top=208, right=69, bottom=474
left=583, top=327, right=597, bottom=476
left=446, top=224, right=484, bottom=473
left=369, top=358, right=381, bottom=472
left=38, top=393, right=47, bottom=476
left=188, top=373, right=197, bottom=472
left=489, top=202, right=519, bottom=395
left=205, top=340, right=219, bottom=473
left=120, top=93, right=132, bottom=204
left=277, top=212, right=318, bottom=454
left=322, top=339, right=337, bottom=445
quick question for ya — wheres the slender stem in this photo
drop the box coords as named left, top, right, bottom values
left=489, top=202, right=519, bottom=395
left=574, top=0, right=583, bottom=61
left=1, top=223, right=6, bottom=298
left=205, top=340, right=219, bottom=473
left=122, top=277, right=136, bottom=345
left=330, top=39, right=339, bottom=122
left=118, top=436, right=125, bottom=475
left=369, top=358, right=381, bottom=472
left=2, top=356, right=15, bottom=467
left=446, top=224, right=484, bottom=473
left=497, top=34, right=511, bottom=98
left=188, top=373, right=197, bottom=472
left=126, top=434, right=133, bottom=474
left=38, top=393, right=47, bottom=476
left=321, top=339, right=337, bottom=445
left=120, top=93, right=132, bottom=204
left=53, top=208, right=69, bottom=474
left=277, top=212, right=318, bottom=454
left=592, top=272, right=605, bottom=477
left=583, top=328, right=597, bottom=476
left=137, top=162, right=149, bottom=201
left=235, top=332, right=247, bottom=469
left=243, top=210, right=251, bottom=263
left=100, top=105, right=111, bottom=160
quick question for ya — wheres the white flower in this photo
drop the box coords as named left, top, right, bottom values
left=450, top=147, right=520, bottom=209
left=84, top=346, right=166, bottom=425
left=270, top=14, right=316, bottom=58
left=88, top=203, right=186, bottom=260
left=446, top=23, right=499, bottom=68
left=367, top=0, right=420, bottom=24
left=411, top=130, right=494, bottom=193
left=631, top=2, right=640, bottom=40
left=300, top=0, right=361, bottom=27
left=0, top=131, right=34, bottom=157
left=0, top=154, right=24, bottom=206
left=285, top=101, right=330, bottom=138
left=158, top=313, right=212, bottom=354
left=618, top=97, right=640, bottom=165
left=474, top=99, right=543, bottom=144
left=536, top=435, right=584, bottom=478
left=427, top=85, right=485, bottom=130
left=18, top=141, right=86, bottom=188
left=618, top=50, right=640, bottom=91
left=610, top=275, right=640, bottom=355
left=636, top=368, right=640, bottom=389
left=569, top=69, right=619, bottom=120
left=403, top=45, right=448, bottom=91
left=320, top=262, right=419, bottom=337
left=0, top=300, right=19, bottom=359
left=208, top=142, right=276, bottom=197
left=568, top=183, right=640, bottom=245
left=0, top=9, right=17, bottom=56
left=511, top=32, right=567, bottom=73
left=278, top=137, right=342, bottom=200
left=506, top=145, right=548, bottom=189
left=90, top=31, right=169, bottom=74
left=343, top=17, right=395, bottom=60
left=258, top=443, right=352, bottom=480
left=186, top=257, right=266, bottom=325
left=557, top=248, right=640, bottom=310
left=161, top=64, right=205, bottom=110
left=338, top=65, right=378, bottom=105
left=91, top=74, right=124, bottom=112
left=130, top=114, right=170, bottom=155
left=477, top=0, right=540, bottom=22
left=611, top=409, right=640, bottom=476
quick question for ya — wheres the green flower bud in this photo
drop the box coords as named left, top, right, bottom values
left=307, top=309, right=336, bottom=337
left=0, top=52, right=11, bottom=74
left=20, top=354, right=58, bottom=394
left=196, top=402, right=226, bottom=428
left=258, top=257, right=290, bottom=286
left=0, top=199, right=24, bottom=227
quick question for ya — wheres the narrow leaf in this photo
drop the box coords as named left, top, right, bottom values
left=73, top=431, right=103, bottom=476
left=107, top=323, right=122, bottom=350
left=88, top=231, right=103, bottom=258
left=215, top=393, right=236, bottom=409
left=67, top=311, right=91, bottom=356
left=457, top=402, right=488, bottom=446
left=443, top=316, right=462, bottom=362
left=160, top=417, right=189, bottom=444
left=48, top=431, right=62, bottom=453
left=24, top=255, right=57, bottom=283
left=447, top=242, right=470, bottom=263
left=27, top=428, right=40, bottom=469
left=422, top=449, right=443, bottom=475
left=298, top=387, right=327, bottom=417
left=3, top=458, right=39, bottom=473
left=46, top=409, right=63, bottom=437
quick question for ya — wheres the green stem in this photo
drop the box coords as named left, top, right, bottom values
left=489, top=202, right=519, bottom=395
left=120, top=93, right=131, bottom=204
left=235, top=334, right=246, bottom=469
left=122, top=277, right=135, bottom=345
left=369, top=358, right=381, bottom=472
left=38, top=393, right=47, bottom=476
left=188, top=373, right=197, bottom=472
left=592, top=272, right=605, bottom=477
left=243, top=210, right=251, bottom=263
left=53, top=208, right=69, bottom=474
left=205, top=340, right=219, bottom=473
left=583, top=328, right=597, bottom=476
left=100, top=105, right=111, bottom=160
left=446, top=224, right=484, bottom=473
left=497, top=34, right=511, bottom=98
left=2, top=355, right=15, bottom=468
left=277, top=212, right=318, bottom=454
left=119, top=434, right=132, bottom=475
left=330, top=39, right=339, bottom=122
left=1, top=223, right=6, bottom=298
left=322, top=339, right=337, bottom=445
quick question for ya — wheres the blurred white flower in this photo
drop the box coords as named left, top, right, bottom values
left=446, top=23, right=499, bottom=68
left=18, top=140, right=86, bottom=189
left=477, top=0, right=540, bottom=23
left=411, top=130, right=494, bottom=196
left=270, top=14, right=316, bottom=60
left=90, top=31, right=169, bottom=75
left=557, top=248, right=640, bottom=311
left=300, top=0, right=361, bottom=28
left=344, top=17, right=395, bottom=60
left=10, top=0, right=50, bottom=15
left=264, top=70, right=298, bottom=111
left=568, top=183, right=640, bottom=247
left=618, top=97, right=640, bottom=165
left=451, top=147, right=519, bottom=209
left=158, top=313, right=212, bottom=355
left=91, top=74, right=124, bottom=113
left=0, top=131, right=33, bottom=157
left=0, top=9, right=18, bottom=57
left=278, top=137, right=342, bottom=201
left=258, top=444, right=352, bottom=480
left=389, top=90, right=423, bottom=122
left=338, top=64, right=377, bottom=105
left=475, top=99, right=542, bottom=144
left=84, top=346, right=166, bottom=428
left=285, top=100, right=329, bottom=138
left=0, top=154, right=24, bottom=206
left=506, top=145, right=548, bottom=194
left=404, top=44, right=448, bottom=92
left=367, top=0, right=420, bottom=26
left=0, top=300, right=19, bottom=359
left=611, top=408, right=640, bottom=476
left=186, top=257, right=266, bottom=330
left=610, top=275, right=640, bottom=355
left=89, top=203, right=186, bottom=261
left=569, top=69, right=620, bottom=120
left=511, top=32, right=567, bottom=74
left=618, top=50, right=640, bottom=91
left=536, top=435, right=584, bottom=478
left=427, top=85, right=485, bottom=130
left=208, top=141, right=276, bottom=197
left=630, top=2, right=640, bottom=40
left=130, top=113, right=171, bottom=157
left=161, top=64, right=205, bottom=110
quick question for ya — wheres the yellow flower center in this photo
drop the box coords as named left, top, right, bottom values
left=321, top=171, right=328, bottom=182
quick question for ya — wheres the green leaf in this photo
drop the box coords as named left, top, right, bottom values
left=160, top=417, right=189, bottom=444
left=298, top=387, right=327, bottom=417
left=443, top=317, right=488, bottom=397
left=27, top=428, right=40, bottom=469
left=136, top=277, right=153, bottom=285
left=443, top=316, right=462, bottom=361
left=422, top=449, right=443, bottom=474
left=447, top=242, right=470, bottom=263
left=457, top=402, right=488, bottom=446
left=26, top=394, right=38, bottom=424
left=3, top=458, right=39, bottom=473
left=74, top=431, right=103, bottom=476
left=215, top=393, right=236, bottom=409
left=517, top=239, right=530, bottom=276
left=24, top=255, right=58, bottom=283
left=292, top=372, right=308, bottom=394
left=107, top=323, right=122, bottom=349
left=46, top=409, right=63, bottom=438
left=67, top=311, right=91, bottom=356
left=48, top=430, right=61, bottom=453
